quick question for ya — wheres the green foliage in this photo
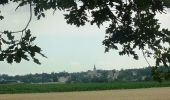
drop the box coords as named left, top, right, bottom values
left=163, top=0, right=170, bottom=7
left=0, top=81, right=170, bottom=94
left=152, top=66, right=170, bottom=82
left=0, top=30, right=46, bottom=64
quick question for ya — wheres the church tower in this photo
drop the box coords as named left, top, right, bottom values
left=93, top=65, right=97, bottom=74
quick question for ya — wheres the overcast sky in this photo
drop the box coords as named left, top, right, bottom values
left=0, top=3, right=170, bottom=75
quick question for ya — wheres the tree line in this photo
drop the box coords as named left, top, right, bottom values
left=2, top=66, right=169, bottom=84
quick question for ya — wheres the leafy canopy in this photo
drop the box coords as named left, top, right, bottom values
left=0, top=0, right=170, bottom=81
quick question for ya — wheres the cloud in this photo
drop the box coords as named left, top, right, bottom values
left=29, top=10, right=106, bottom=39
left=156, top=9, right=170, bottom=29
left=0, top=3, right=30, bottom=31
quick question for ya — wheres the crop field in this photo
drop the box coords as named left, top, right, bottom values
left=0, top=81, right=170, bottom=94
left=0, top=87, right=170, bottom=100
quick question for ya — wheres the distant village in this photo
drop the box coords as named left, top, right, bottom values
left=0, top=65, right=153, bottom=84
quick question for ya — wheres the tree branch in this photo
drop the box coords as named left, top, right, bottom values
left=0, top=2, right=32, bottom=34
left=142, top=50, right=151, bottom=67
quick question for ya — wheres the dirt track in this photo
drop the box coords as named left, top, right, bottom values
left=0, top=87, right=170, bottom=100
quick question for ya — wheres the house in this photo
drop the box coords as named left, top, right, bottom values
left=58, top=76, right=70, bottom=83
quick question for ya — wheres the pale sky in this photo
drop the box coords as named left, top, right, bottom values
left=0, top=3, right=170, bottom=75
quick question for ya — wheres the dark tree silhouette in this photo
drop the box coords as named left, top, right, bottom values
left=0, top=0, right=170, bottom=81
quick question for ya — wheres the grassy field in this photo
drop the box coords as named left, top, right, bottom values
left=0, top=81, right=170, bottom=94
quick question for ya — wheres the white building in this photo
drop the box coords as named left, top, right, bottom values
left=132, top=71, right=137, bottom=76
left=58, top=76, right=69, bottom=83
left=112, top=70, right=119, bottom=80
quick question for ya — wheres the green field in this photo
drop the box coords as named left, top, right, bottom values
left=0, top=81, right=170, bottom=94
